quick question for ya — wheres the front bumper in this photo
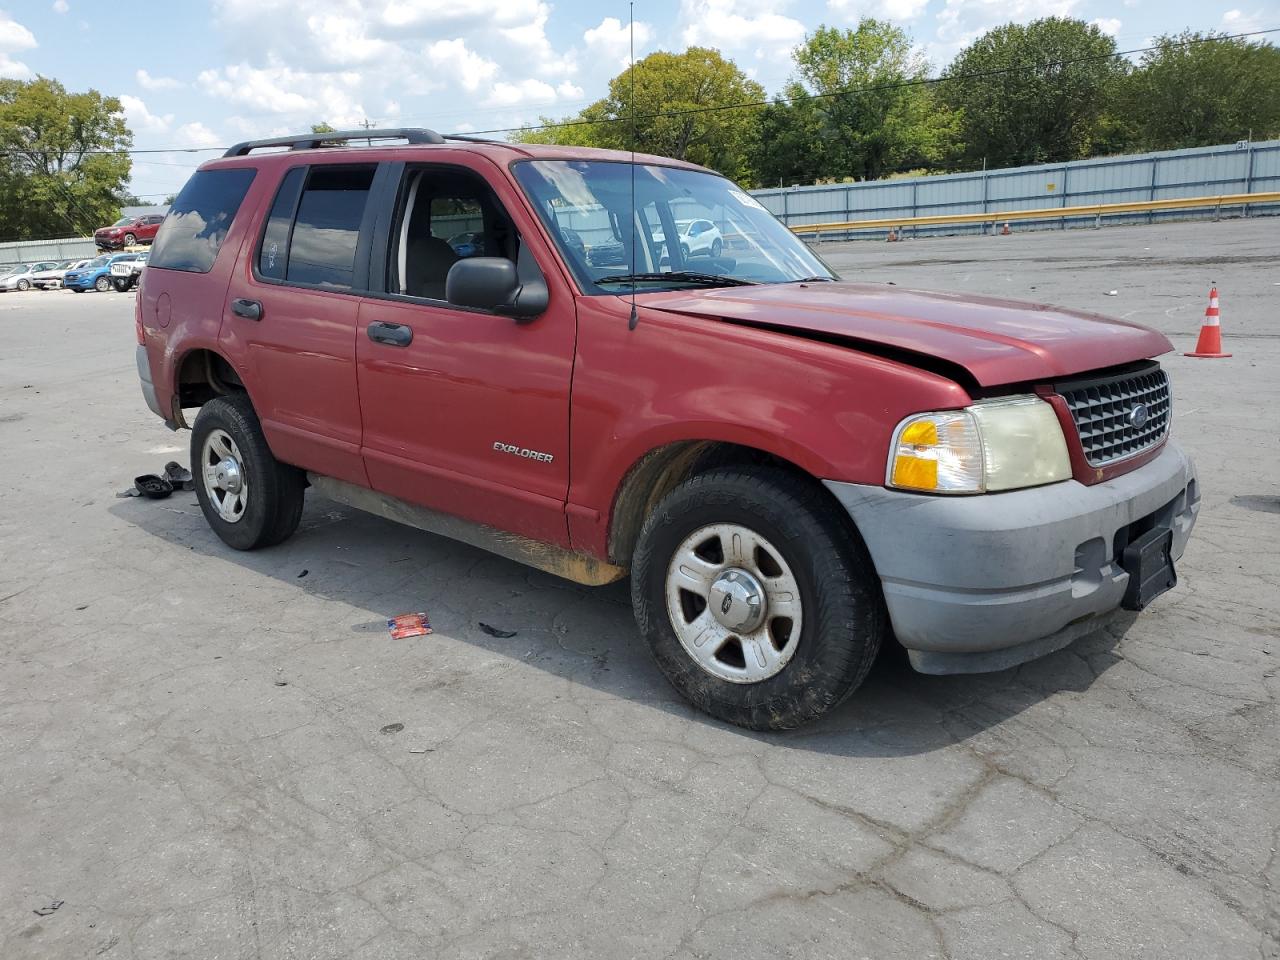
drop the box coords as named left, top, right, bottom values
left=824, top=441, right=1198, bottom=674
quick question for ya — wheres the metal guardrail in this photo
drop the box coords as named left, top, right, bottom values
left=789, top=191, right=1280, bottom=236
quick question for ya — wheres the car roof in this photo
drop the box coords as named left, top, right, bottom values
left=196, top=137, right=715, bottom=178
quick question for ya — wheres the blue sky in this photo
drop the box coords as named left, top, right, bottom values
left=2, top=0, right=1276, bottom=199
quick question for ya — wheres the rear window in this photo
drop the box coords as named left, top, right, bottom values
left=150, top=168, right=255, bottom=273
left=284, top=166, right=374, bottom=288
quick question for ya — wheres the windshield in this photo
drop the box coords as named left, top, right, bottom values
left=112, top=217, right=132, bottom=227
left=512, top=160, right=835, bottom=293
left=87, top=256, right=109, bottom=268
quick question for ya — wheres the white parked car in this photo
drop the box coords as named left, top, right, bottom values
left=110, top=251, right=149, bottom=291
left=0, top=261, right=59, bottom=292
left=32, top=259, right=90, bottom=290
left=652, top=218, right=724, bottom=260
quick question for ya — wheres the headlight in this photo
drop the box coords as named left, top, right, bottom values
left=888, top=396, right=1071, bottom=494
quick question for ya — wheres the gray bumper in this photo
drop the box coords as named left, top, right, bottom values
left=824, top=441, right=1199, bottom=673
left=136, top=344, right=166, bottom=420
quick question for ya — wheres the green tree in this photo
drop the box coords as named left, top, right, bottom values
left=511, top=48, right=764, bottom=182
left=0, top=77, right=132, bottom=239
left=940, top=18, right=1128, bottom=167
left=1123, top=32, right=1280, bottom=149
left=310, top=122, right=337, bottom=134
left=756, top=22, right=957, bottom=185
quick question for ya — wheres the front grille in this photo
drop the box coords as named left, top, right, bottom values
left=1058, top=363, right=1171, bottom=467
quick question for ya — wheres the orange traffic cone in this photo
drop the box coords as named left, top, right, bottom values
left=1185, top=286, right=1231, bottom=358
left=1000, top=222, right=1011, bottom=236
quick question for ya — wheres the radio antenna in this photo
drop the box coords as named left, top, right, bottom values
left=627, top=0, right=639, bottom=331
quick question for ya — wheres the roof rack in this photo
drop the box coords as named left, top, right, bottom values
left=222, top=127, right=445, bottom=158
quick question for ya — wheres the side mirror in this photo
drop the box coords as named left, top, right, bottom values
left=445, top=257, right=548, bottom=322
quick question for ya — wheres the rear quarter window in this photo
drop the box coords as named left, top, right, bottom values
left=150, top=168, right=256, bottom=273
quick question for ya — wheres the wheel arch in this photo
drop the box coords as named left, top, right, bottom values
left=606, top=438, right=860, bottom=566
left=170, top=347, right=251, bottom=427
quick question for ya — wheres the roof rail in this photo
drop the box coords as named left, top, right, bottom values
left=222, top=127, right=445, bottom=158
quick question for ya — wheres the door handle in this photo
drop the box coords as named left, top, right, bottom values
left=231, top=298, right=262, bottom=321
left=367, top=321, right=412, bottom=347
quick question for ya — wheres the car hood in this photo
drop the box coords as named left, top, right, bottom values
left=640, top=281, right=1172, bottom=387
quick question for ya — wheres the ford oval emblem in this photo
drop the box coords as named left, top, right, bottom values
left=1127, top=403, right=1150, bottom=428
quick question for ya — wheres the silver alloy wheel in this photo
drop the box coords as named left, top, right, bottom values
left=201, top=428, right=249, bottom=523
left=664, top=523, right=803, bottom=684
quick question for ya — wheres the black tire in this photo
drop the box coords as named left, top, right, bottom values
left=94, top=275, right=111, bottom=292
left=711, top=238, right=723, bottom=258
left=631, top=467, right=885, bottom=730
left=16, top=278, right=30, bottom=291
left=191, top=393, right=305, bottom=551
left=112, top=277, right=131, bottom=293
left=680, top=243, right=691, bottom=260
left=123, top=233, right=136, bottom=246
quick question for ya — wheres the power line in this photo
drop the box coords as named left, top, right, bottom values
left=1, top=27, right=1276, bottom=157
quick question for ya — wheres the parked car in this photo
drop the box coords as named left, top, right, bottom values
left=95, top=213, right=166, bottom=250
left=446, top=231, right=485, bottom=258
left=137, top=128, right=1199, bottom=730
left=63, top=253, right=138, bottom=292
left=0, top=261, right=59, bottom=292
left=111, top=251, right=149, bottom=291
left=32, top=259, right=90, bottom=290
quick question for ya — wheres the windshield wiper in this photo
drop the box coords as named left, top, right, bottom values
left=596, top=271, right=757, bottom=288
left=787, top=276, right=836, bottom=283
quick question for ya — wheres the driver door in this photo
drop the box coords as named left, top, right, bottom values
left=355, top=157, right=577, bottom=546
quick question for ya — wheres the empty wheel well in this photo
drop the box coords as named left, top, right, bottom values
left=175, top=350, right=246, bottom=416
left=608, top=441, right=856, bottom=565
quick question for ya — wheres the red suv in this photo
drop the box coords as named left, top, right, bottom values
left=135, top=128, right=1198, bottom=729
left=96, top=213, right=165, bottom=250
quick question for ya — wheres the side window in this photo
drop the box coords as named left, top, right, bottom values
left=150, top=168, right=255, bottom=274
left=257, top=166, right=306, bottom=281
left=391, top=166, right=537, bottom=302
left=285, top=165, right=375, bottom=289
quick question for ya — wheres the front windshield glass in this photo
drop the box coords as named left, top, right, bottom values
left=113, top=217, right=132, bottom=227
left=88, top=256, right=109, bottom=267
left=512, top=160, right=836, bottom=293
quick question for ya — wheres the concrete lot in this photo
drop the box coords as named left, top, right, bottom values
left=1, top=218, right=1277, bottom=959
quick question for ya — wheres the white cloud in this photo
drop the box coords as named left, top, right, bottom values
left=198, top=63, right=367, bottom=125
left=305, top=13, right=393, bottom=65
left=119, top=94, right=174, bottom=134
left=1221, top=8, right=1268, bottom=34
left=0, top=12, right=37, bottom=79
left=426, top=38, right=498, bottom=92
left=52, top=0, right=69, bottom=13
left=828, top=0, right=930, bottom=21
left=681, top=0, right=806, bottom=62
left=583, top=17, right=653, bottom=68
left=175, top=122, right=222, bottom=149
left=136, top=69, right=182, bottom=90
left=928, top=0, right=1081, bottom=62
left=482, top=78, right=560, bottom=108
left=1090, top=17, right=1122, bottom=36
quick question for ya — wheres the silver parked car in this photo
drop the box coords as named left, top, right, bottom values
left=0, top=261, right=60, bottom=292
left=32, top=259, right=90, bottom=290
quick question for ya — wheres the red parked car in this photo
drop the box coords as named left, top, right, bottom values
left=95, top=213, right=166, bottom=250
left=135, top=129, right=1198, bottom=729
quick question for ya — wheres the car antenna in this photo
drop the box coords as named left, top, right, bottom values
left=627, top=1, right=640, bottom=331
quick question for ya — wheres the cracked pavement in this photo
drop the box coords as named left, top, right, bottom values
left=1, top=218, right=1277, bottom=959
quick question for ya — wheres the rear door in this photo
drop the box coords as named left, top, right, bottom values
left=354, top=156, right=577, bottom=545
left=220, top=162, right=381, bottom=486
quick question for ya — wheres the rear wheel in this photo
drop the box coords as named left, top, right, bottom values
left=16, top=278, right=30, bottom=291
left=191, top=393, right=305, bottom=550
left=710, top=238, right=723, bottom=258
left=631, top=467, right=885, bottom=730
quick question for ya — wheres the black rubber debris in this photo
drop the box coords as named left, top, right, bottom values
left=297, top=569, right=309, bottom=578
left=163, top=461, right=194, bottom=491
left=33, top=899, right=64, bottom=917
left=380, top=722, right=405, bottom=735
left=133, top=474, right=173, bottom=499
left=479, top=622, right=517, bottom=638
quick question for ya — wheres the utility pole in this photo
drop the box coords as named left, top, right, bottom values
left=359, top=117, right=376, bottom=146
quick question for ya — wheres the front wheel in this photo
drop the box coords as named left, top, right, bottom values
left=192, top=393, right=306, bottom=550
left=631, top=467, right=885, bottom=730
left=112, top=277, right=131, bottom=292
left=123, top=233, right=136, bottom=246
